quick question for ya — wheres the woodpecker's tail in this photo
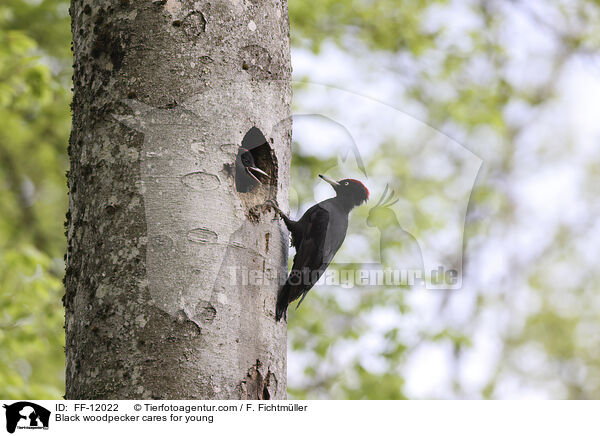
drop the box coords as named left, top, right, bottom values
left=276, top=283, right=290, bottom=321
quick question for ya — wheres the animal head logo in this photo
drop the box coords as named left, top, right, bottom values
left=3, top=402, right=50, bottom=434
left=366, top=184, right=425, bottom=278
left=367, top=184, right=399, bottom=229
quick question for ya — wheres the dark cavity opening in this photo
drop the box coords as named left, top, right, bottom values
left=235, top=127, right=277, bottom=193
left=262, top=384, right=270, bottom=400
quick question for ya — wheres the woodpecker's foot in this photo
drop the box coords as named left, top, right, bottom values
left=265, top=199, right=279, bottom=209
left=265, top=199, right=282, bottom=218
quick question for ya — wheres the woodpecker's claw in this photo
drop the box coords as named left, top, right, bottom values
left=265, top=199, right=280, bottom=211
left=265, top=199, right=282, bottom=219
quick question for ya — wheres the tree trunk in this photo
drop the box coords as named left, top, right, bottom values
left=65, top=0, right=291, bottom=399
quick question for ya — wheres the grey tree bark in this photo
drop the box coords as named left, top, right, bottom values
left=65, top=0, right=291, bottom=399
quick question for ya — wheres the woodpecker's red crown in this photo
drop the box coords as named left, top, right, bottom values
left=337, top=178, right=369, bottom=206
left=345, top=179, right=369, bottom=199
left=319, top=174, right=369, bottom=206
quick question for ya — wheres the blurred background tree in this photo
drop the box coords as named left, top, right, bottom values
left=1, top=0, right=599, bottom=399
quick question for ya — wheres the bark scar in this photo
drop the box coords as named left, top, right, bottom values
left=240, top=360, right=277, bottom=400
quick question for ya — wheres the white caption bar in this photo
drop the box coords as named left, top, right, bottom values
left=0, top=400, right=597, bottom=436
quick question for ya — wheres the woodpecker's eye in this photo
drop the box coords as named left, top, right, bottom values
left=344, top=181, right=349, bottom=186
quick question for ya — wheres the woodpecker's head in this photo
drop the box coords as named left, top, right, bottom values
left=319, top=174, right=369, bottom=207
left=238, top=148, right=268, bottom=182
left=235, top=147, right=269, bottom=192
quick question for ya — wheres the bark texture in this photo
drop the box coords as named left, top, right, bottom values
left=65, top=0, right=291, bottom=399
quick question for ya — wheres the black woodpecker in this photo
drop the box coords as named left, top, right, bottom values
left=235, top=147, right=269, bottom=192
left=270, top=175, right=369, bottom=321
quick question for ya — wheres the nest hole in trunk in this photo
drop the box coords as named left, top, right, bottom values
left=234, top=127, right=278, bottom=221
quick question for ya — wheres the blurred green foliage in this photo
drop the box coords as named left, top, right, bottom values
left=287, top=0, right=600, bottom=399
left=0, top=248, right=64, bottom=398
left=1, top=0, right=599, bottom=399
left=0, top=1, right=69, bottom=398
left=289, top=0, right=445, bottom=53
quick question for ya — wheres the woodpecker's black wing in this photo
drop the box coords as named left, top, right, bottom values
left=276, top=200, right=349, bottom=320
left=276, top=204, right=328, bottom=320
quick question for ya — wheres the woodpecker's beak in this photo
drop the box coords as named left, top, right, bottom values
left=246, top=166, right=269, bottom=183
left=319, top=174, right=340, bottom=187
